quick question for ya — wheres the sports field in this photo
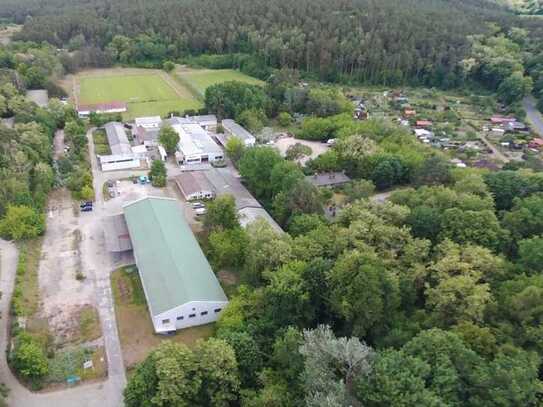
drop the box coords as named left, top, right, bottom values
left=175, top=68, right=264, bottom=96
left=77, top=70, right=202, bottom=119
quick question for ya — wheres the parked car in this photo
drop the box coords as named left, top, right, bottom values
left=192, top=202, right=205, bottom=209
left=80, top=201, right=93, bottom=208
left=80, top=205, right=93, bottom=212
left=195, top=207, right=207, bottom=216
left=139, top=176, right=150, bottom=184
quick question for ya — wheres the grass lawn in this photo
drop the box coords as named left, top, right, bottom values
left=111, top=266, right=214, bottom=369
left=175, top=68, right=264, bottom=97
left=46, top=346, right=107, bottom=384
left=77, top=70, right=202, bottom=119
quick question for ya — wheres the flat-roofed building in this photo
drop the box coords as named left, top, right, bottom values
left=123, top=197, right=228, bottom=333
left=221, top=119, right=256, bottom=147
left=134, top=116, right=162, bottom=129
left=168, top=118, right=224, bottom=165
left=135, top=126, right=160, bottom=147
left=189, top=115, right=217, bottom=130
left=98, top=154, right=140, bottom=172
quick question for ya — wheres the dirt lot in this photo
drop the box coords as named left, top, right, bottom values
left=274, top=136, right=330, bottom=165
left=38, top=189, right=98, bottom=345
left=111, top=267, right=213, bottom=368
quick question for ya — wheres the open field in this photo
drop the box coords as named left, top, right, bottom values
left=63, top=67, right=262, bottom=118
left=175, top=68, right=264, bottom=97
left=69, top=68, right=202, bottom=119
left=111, top=266, right=213, bottom=368
left=80, top=74, right=180, bottom=104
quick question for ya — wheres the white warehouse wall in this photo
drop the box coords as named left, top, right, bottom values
left=152, top=300, right=228, bottom=333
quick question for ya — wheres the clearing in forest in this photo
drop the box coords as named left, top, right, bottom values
left=175, top=68, right=264, bottom=97
left=76, top=68, right=202, bottom=119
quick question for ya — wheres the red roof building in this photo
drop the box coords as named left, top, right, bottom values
left=490, top=115, right=516, bottom=124
left=77, top=101, right=128, bottom=116
left=528, top=138, right=543, bottom=149
left=416, top=120, right=433, bottom=128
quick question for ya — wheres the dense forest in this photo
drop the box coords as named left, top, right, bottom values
left=124, top=133, right=543, bottom=405
left=0, top=0, right=523, bottom=87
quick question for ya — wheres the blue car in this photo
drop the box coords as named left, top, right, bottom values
left=80, top=205, right=93, bottom=212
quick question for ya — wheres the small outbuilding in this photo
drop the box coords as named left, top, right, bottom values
left=415, top=120, right=433, bottom=128
left=306, top=172, right=351, bottom=188
left=123, top=197, right=228, bottom=333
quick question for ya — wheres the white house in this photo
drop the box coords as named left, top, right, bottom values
left=221, top=119, right=256, bottom=147
left=135, top=116, right=162, bottom=129
left=123, top=197, right=228, bottom=333
left=99, top=154, right=141, bottom=172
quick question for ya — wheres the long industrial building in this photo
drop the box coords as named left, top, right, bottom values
left=123, top=197, right=228, bottom=333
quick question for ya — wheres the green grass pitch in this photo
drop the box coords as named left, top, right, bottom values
left=78, top=73, right=202, bottom=119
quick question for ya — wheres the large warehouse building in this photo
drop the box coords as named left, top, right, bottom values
left=123, top=197, right=228, bottom=333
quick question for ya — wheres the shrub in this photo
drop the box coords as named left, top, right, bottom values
left=10, top=333, right=48, bottom=381
left=0, top=205, right=45, bottom=241
left=278, top=111, right=293, bottom=127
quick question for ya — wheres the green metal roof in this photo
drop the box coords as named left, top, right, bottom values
left=123, top=197, right=227, bottom=315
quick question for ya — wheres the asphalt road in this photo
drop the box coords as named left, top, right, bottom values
left=523, top=96, right=543, bottom=137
